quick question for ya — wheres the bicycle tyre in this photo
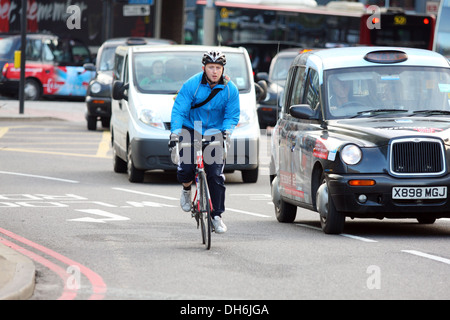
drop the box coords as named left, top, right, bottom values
left=199, top=171, right=212, bottom=250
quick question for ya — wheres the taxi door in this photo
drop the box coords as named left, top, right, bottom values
left=283, top=66, right=321, bottom=206
left=278, top=65, right=308, bottom=202
left=291, top=68, right=322, bottom=206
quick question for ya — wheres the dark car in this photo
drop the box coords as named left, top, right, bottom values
left=83, top=37, right=175, bottom=131
left=255, top=48, right=302, bottom=128
left=228, top=40, right=303, bottom=76
left=0, top=33, right=94, bottom=100
left=270, top=46, right=450, bottom=234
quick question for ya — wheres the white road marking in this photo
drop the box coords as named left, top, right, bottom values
left=227, top=207, right=271, bottom=218
left=112, top=187, right=178, bottom=200
left=69, top=209, right=130, bottom=223
left=0, top=171, right=79, bottom=183
left=295, top=224, right=378, bottom=242
left=340, top=233, right=378, bottom=243
left=402, top=250, right=450, bottom=265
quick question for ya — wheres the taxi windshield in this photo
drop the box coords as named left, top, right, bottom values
left=325, top=66, right=450, bottom=119
left=133, top=51, right=250, bottom=94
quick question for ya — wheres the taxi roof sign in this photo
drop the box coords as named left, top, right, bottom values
left=364, top=50, right=408, bottom=63
left=364, top=50, right=408, bottom=64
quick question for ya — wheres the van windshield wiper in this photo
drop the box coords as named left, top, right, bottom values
left=351, top=108, right=408, bottom=118
left=411, top=110, right=450, bottom=116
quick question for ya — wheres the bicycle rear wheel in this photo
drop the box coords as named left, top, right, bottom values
left=199, top=171, right=212, bottom=250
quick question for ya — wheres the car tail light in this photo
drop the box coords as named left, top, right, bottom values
left=2, top=62, right=9, bottom=76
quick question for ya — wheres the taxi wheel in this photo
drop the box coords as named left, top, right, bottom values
left=275, top=198, right=297, bottom=223
left=272, top=176, right=297, bottom=223
left=101, top=117, right=110, bottom=128
left=242, top=167, right=258, bottom=183
left=317, top=176, right=345, bottom=234
left=24, top=79, right=42, bottom=101
left=87, top=116, right=97, bottom=131
left=127, top=143, right=145, bottom=183
left=417, top=218, right=436, bottom=224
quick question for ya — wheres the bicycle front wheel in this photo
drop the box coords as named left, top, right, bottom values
left=199, top=171, right=212, bottom=250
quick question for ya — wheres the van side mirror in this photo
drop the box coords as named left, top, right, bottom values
left=255, top=80, right=267, bottom=103
left=290, top=104, right=315, bottom=119
left=112, top=80, right=129, bottom=101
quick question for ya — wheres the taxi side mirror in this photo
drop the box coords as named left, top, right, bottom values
left=83, top=63, right=96, bottom=72
left=290, top=104, right=315, bottom=119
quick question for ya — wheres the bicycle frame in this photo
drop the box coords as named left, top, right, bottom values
left=176, top=137, right=225, bottom=250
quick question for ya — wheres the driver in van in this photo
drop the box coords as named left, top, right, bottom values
left=169, top=49, right=240, bottom=234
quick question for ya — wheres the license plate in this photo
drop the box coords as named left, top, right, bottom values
left=392, top=186, right=447, bottom=199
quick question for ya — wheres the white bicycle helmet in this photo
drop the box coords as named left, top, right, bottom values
left=202, top=49, right=226, bottom=66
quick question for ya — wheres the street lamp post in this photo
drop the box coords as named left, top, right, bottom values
left=19, top=0, right=27, bottom=114
left=203, top=0, right=216, bottom=45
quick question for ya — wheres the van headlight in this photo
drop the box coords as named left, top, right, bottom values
left=341, top=144, right=362, bottom=165
left=139, top=109, right=165, bottom=130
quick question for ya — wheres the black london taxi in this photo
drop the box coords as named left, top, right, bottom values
left=270, top=46, right=450, bottom=234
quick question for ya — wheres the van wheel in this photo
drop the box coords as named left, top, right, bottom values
left=127, top=144, right=145, bottom=183
left=242, top=167, right=258, bottom=183
left=24, top=79, right=42, bottom=100
left=317, top=176, right=345, bottom=234
left=113, top=145, right=127, bottom=173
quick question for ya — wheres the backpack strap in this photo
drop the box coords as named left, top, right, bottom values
left=191, top=87, right=222, bottom=109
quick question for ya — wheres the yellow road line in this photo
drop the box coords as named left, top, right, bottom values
left=0, top=127, right=9, bottom=139
left=0, top=147, right=111, bottom=159
left=96, top=131, right=111, bottom=158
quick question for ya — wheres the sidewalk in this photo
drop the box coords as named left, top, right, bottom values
left=0, top=243, right=35, bottom=300
left=0, top=98, right=86, bottom=122
left=0, top=98, right=86, bottom=299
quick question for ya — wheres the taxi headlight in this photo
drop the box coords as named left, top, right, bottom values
left=139, top=109, right=165, bottom=130
left=90, top=82, right=102, bottom=94
left=341, top=144, right=362, bottom=165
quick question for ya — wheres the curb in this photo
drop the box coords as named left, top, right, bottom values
left=0, top=243, right=35, bottom=300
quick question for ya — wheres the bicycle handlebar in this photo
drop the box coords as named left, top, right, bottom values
left=174, top=139, right=227, bottom=163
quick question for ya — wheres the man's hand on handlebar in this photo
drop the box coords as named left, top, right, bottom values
left=168, top=133, right=179, bottom=151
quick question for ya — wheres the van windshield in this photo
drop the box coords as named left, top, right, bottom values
left=133, top=51, right=250, bottom=93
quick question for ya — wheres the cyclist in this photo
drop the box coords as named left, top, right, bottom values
left=169, top=49, right=240, bottom=233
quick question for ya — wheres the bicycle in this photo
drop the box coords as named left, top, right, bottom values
left=175, top=136, right=227, bottom=250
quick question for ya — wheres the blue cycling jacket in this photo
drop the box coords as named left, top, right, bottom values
left=171, top=72, right=240, bottom=135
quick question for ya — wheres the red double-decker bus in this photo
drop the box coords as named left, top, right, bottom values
left=192, top=1, right=435, bottom=53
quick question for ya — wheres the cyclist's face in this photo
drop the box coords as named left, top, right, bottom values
left=203, top=63, right=223, bottom=83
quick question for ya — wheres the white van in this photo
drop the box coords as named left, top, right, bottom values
left=110, top=45, right=263, bottom=183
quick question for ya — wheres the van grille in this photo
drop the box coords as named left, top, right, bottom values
left=390, top=138, right=445, bottom=176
